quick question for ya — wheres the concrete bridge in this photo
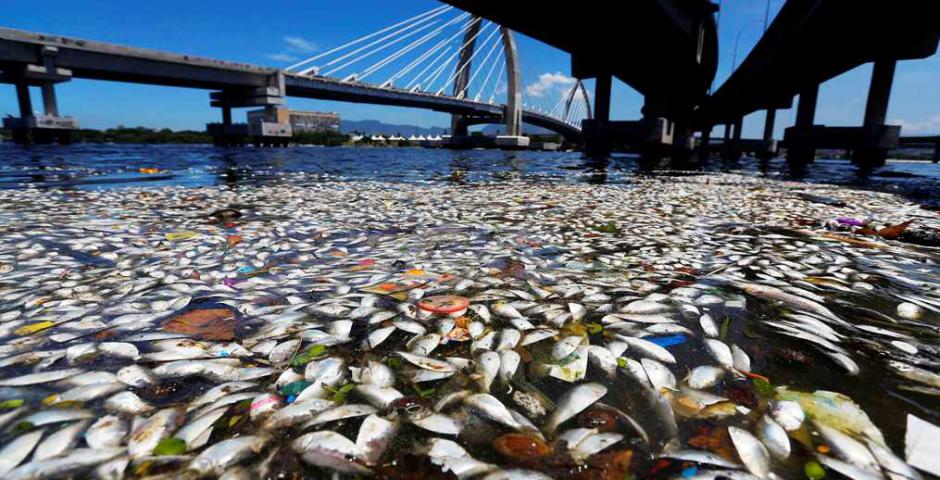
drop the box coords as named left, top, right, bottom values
left=898, top=136, right=940, bottom=163
left=699, top=0, right=940, bottom=168
left=5, top=1, right=939, bottom=164
left=450, top=0, right=940, bottom=163
left=443, top=0, right=719, bottom=157
left=0, top=25, right=579, bottom=146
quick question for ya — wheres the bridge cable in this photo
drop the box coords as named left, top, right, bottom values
left=290, top=5, right=451, bottom=73
left=411, top=18, right=478, bottom=91
left=457, top=28, right=504, bottom=99
left=324, top=16, right=447, bottom=78
left=476, top=49, right=503, bottom=102
left=424, top=51, right=459, bottom=93
left=404, top=45, right=453, bottom=91
left=430, top=19, right=491, bottom=94
left=487, top=61, right=505, bottom=103
left=359, top=13, right=471, bottom=83
left=385, top=13, right=474, bottom=87
left=437, top=22, right=499, bottom=95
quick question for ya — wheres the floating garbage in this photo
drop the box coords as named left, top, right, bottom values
left=906, top=414, right=940, bottom=476
left=0, top=173, right=937, bottom=478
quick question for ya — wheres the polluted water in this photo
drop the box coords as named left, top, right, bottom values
left=0, top=170, right=939, bottom=479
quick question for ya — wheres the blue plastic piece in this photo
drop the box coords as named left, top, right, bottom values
left=646, top=334, right=687, bottom=348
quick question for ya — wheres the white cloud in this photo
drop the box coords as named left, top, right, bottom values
left=267, top=36, right=319, bottom=66
left=284, top=36, right=319, bottom=53
left=893, top=114, right=940, bottom=134
left=525, top=72, right=576, bottom=98
left=267, top=53, right=299, bottom=62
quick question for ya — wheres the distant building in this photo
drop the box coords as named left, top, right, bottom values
left=246, top=107, right=340, bottom=134
left=288, top=110, right=340, bottom=133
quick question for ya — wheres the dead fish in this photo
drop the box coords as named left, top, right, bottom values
left=543, top=383, right=607, bottom=436
left=756, top=415, right=790, bottom=460
left=189, top=435, right=267, bottom=475
left=686, top=366, right=725, bottom=389
left=292, top=431, right=370, bottom=475
left=85, top=415, right=127, bottom=449
left=728, top=426, right=770, bottom=478
left=0, top=368, right=85, bottom=387
left=127, top=407, right=184, bottom=459
left=0, top=431, right=44, bottom=476
left=615, top=335, right=676, bottom=364
left=6, top=447, right=125, bottom=480
left=464, top=394, right=523, bottom=430
left=32, top=419, right=90, bottom=461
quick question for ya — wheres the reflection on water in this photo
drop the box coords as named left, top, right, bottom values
left=1, top=143, right=939, bottom=204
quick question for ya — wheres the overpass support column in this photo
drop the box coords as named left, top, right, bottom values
left=763, top=109, right=776, bottom=141
left=583, top=74, right=612, bottom=157
left=208, top=72, right=291, bottom=147
left=697, top=127, right=712, bottom=163
left=853, top=59, right=898, bottom=168
left=731, top=117, right=743, bottom=159
left=718, top=122, right=733, bottom=159
left=786, top=83, right=819, bottom=166
left=3, top=47, right=79, bottom=145
left=10, top=82, right=33, bottom=144
left=594, top=75, right=611, bottom=123
left=14, top=82, right=32, bottom=118
left=723, top=117, right=742, bottom=160
left=671, top=123, right=693, bottom=162
left=757, top=109, right=778, bottom=160
left=221, top=106, right=232, bottom=128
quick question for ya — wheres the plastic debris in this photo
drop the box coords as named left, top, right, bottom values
left=906, top=414, right=940, bottom=476
left=165, top=231, right=200, bottom=241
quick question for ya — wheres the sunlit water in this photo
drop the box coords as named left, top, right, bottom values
left=1, top=143, right=939, bottom=204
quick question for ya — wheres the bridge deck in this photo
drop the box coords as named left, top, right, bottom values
left=440, top=0, right=718, bottom=119
left=0, top=27, right=580, bottom=138
left=702, top=0, right=940, bottom=124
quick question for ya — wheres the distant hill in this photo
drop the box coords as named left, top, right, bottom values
left=340, top=120, right=446, bottom=136
left=340, top=119, right=554, bottom=136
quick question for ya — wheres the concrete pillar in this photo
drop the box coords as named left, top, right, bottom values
left=500, top=27, right=522, bottom=137
left=222, top=105, right=232, bottom=127
left=41, top=83, right=58, bottom=116
left=796, top=85, right=819, bottom=133
left=594, top=74, right=612, bottom=122
left=723, top=117, right=743, bottom=160
left=583, top=74, right=613, bottom=157
left=763, top=109, right=776, bottom=141
left=853, top=59, right=897, bottom=167
left=755, top=108, right=777, bottom=159
left=698, top=127, right=712, bottom=162
left=788, top=83, right=819, bottom=165
left=732, top=118, right=743, bottom=143
left=451, top=117, right=469, bottom=137
left=450, top=17, right=482, bottom=136
left=38, top=46, right=61, bottom=117
left=15, top=82, right=32, bottom=118
left=671, top=123, right=693, bottom=161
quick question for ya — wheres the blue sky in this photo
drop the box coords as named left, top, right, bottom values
left=2, top=0, right=939, bottom=137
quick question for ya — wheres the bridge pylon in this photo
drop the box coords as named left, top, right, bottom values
left=447, top=19, right=526, bottom=150
left=2, top=46, right=79, bottom=144
left=207, top=71, right=293, bottom=147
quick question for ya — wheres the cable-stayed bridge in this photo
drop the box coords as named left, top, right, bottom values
left=0, top=5, right=595, bottom=147
left=5, top=0, right=936, bottom=167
